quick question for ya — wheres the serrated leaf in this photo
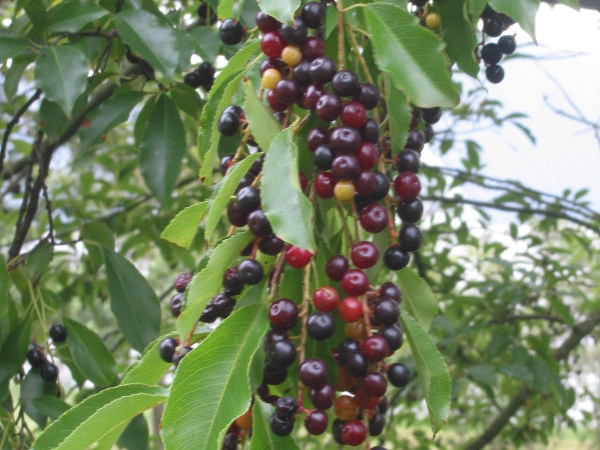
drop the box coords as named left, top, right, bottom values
left=80, top=91, right=145, bottom=147
left=198, top=40, right=261, bottom=184
left=177, top=231, right=254, bottom=340
left=400, top=312, right=450, bottom=437
left=261, top=128, right=316, bottom=252
left=62, top=316, right=116, bottom=386
left=383, top=74, right=410, bottom=155
left=161, top=201, right=208, bottom=249
left=47, top=0, right=109, bottom=33
left=170, top=82, right=204, bottom=118
left=189, top=27, right=221, bottom=62
left=162, top=304, right=269, bottom=450
left=101, top=248, right=160, bottom=353
left=396, top=268, right=437, bottom=330
left=257, top=0, right=299, bottom=24
left=250, top=401, right=300, bottom=450
left=33, top=384, right=167, bottom=450
left=362, top=3, right=459, bottom=107
left=34, top=46, right=89, bottom=115
left=122, top=335, right=173, bottom=385
left=243, top=80, right=280, bottom=150
left=438, top=0, right=480, bottom=78
left=139, top=94, right=186, bottom=204
left=114, top=9, right=179, bottom=78
left=205, top=153, right=263, bottom=239
left=0, top=313, right=31, bottom=386
left=489, top=0, right=539, bottom=40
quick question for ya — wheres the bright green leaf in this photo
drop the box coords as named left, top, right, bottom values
left=62, top=316, right=116, bottom=386
left=34, top=46, right=89, bottom=115
left=218, top=0, right=234, bottom=21
left=33, top=384, right=167, bottom=450
left=162, top=304, right=269, bottom=450
left=400, top=312, right=450, bottom=437
left=362, top=3, right=459, bottom=107
left=250, top=401, right=300, bottom=450
left=177, top=231, right=254, bottom=340
left=383, top=74, right=411, bottom=155
left=489, top=0, right=539, bottom=40
left=161, top=202, right=208, bottom=249
left=261, top=128, right=316, bottom=252
left=438, top=0, right=480, bottom=78
left=243, top=80, right=280, bottom=151
left=257, top=0, right=299, bottom=24
left=188, top=27, right=221, bottom=63
left=396, top=268, right=437, bottom=330
left=122, top=335, right=174, bottom=385
left=32, top=396, right=71, bottom=421
left=115, top=9, right=179, bottom=78
left=47, top=0, right=109, bottom=33
left=118, top=413, right=150, bottom=450
left=101, top=248, right=161, bottom=353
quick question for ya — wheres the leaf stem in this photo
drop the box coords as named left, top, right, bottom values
left=297, top=264, right=311, bottom=408
left=337, top=0, right=345, bottom=70
left=334, top=200, right=354, bottom=250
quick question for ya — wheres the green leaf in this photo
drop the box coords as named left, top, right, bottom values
left=170, top=82, right=204, bottom=118
left=489, top=0, right=540, bottom=40
left=32, top=396, right=71, bottom=421
left=62, top=316, right=116, bottom=386
left=122, top=335, right=173, bottom=385
left=160, top=202, right=208, bottom=249
left=34, top=45, right=89, bottom=115
left=54, top=344, right=86, bottom=387
left=177, top=231, right=254, bottom=339
left=396, top=268, right=437, bottom=330
left=0, top=256, right=9, bottom=316
left=465, top=364, right=497, bottom=387
left=118, top=413, right=149, bottom=450
left=4, top=57, right=32, bottom=101
left=101, top=248, right=161, bottom=353
left=205, top=153, right=263, bottom=240
left=115, top=9, right=179, bottom=78
left=0, top=313, right=32, bottom=386
left=139, top=94, right=186, bottom=204
left=383, top=74, right=410, bottom=155
left=438, top=0, right=480, bottom=78
left=27, top=241, right=53, bottom=281
left=20, top=369, right=57, bottom=428
left=499, top=363, right=534, bottom=386
left=400, top=312, right=450, bottom=437
left=189, top=27, right=221, bottom=63
left=162, top=304, right=269, bottom=450
left=198, top=40, right=261, bottom=184
left=243, top=80, right=280, bottom=150
left=257, top=0, right=299, bottom=24
left=362, top=3, right=459, bottom=107
left=0, top=34, right=32, bottom=61
left=261, top=128, right=316, bottom=252
left=250, top=401, right=300, bottom=450
left=80, top=221, right=115, bottom=270
left=33, top=384, right=167, bottom=450
left=218, top=0, right=234, bottom=21
left=47, top=0, right=109, bottom=33
left=80, top=91, right=145, bottom=147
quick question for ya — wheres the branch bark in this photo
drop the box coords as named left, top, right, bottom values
left=464, top=310, right=600, bottom=450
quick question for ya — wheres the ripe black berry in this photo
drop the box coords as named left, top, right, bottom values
left=269, top=413, right=294, bottom=436
left=293, top=60, right=312, bottom=87
left=398, top=198, right=423, bottom=223
left=200, top=303, right=218, bottom=323
left=313, top=145, right=335, bottom=170
left=370, top=171, right=389, bottom=201
left=384, top=245, right=410, bottom=270
left=275, top=78, right=302, bottom=104
left=422, top=106, right=442, bottom=124
left=374, top=298, right=400, bottom=325
left=424, top=123, right=434, bottom=142
left=159, top=337, right=177, bottom=363
left=212, top=293, right=235, bottom=318
left=344, top=351, right=368, bottom=377
left=309, top=57, right=337, bottom=84
left=223, top=267, right=244, bottom=296
left=174, top=273, right=192, bottom=292
left=399, top=224, right=423, bottom=252
left=227, top=201, right=249, bottom=227
left=49, top=324, right=67, bottom=343
left=256, top=11, right=280, bottom=33
left=183, top=71, right=202, bottom=89
left=280, top=17, right=307, bottom=45
left=222, top=433, right=238, bottom=450
left=238, top=259, right=264, bottom=285
left=27, top=346, right=44, bottom=368
left=380, top=324, right=403, bottom=351
left=299, top=358, right=329, bottom=388
left=387, top=362, right=410, bottom=387
left=247, top=209, right=272, bottom=237
left=498, top=35, right=516, bottom=54
left=396, top=149, right=420, bottom=173
left=269, top=298, right=298, bottom=330
left=267, top=340, right=296, bottom=368
left=355, top=83, right=380, bottom=109
left=219, top=18, right=244, bottom=45
left=360, top=118, right=380, bottom=143
left=486, top=64, right=505, bottom=83
left=329, top=127, right=361, bottom=154
left=405, top=130, right=425, bottom=152
left=483, top=15, right=502, bottom=37
left=332, top=155, right=360, bottom=181
left=481, top=43, right=502, bottom=65
left=263, top=362, right=288, bottom=385
left=302, top=1, right=326, bottom=28
left=40, top=362, right=58, bottom=382
left=315, top=93, right=342, bottom=121
left=380, top=282, right=401, bottom=301
left=332, top=70, right=360, bottom=97
left=310, top=383, right=335, bottom=409
left=259, top=234, right=284, bottom=255
left=170, top=292, right=184, bottom=317
left=275, top=396, right=298, bottom=420
left=305, top=409, right=328, bottom=435
left=197, top=3, right=217, bottom=25
left=306, top=312, right=335, bottom=340
left=217, top=112, right=240, bottom=137
left=236, top=186, right=261, bottom=212
left=369, top=413, right=385, bottom=436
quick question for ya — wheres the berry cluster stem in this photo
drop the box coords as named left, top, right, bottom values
left=337, top=0, right=345, bottom=70
left=297, top=264, right=311, bottom=407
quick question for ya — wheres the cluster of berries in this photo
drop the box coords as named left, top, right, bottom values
left=183, top=61, right=215, bottom=91
left=480, top=6, right=517, bottom=83
left=26, top=324, right=67, bottom=384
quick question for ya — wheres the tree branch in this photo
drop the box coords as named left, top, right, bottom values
left=464, top=310, right=600, bottom=450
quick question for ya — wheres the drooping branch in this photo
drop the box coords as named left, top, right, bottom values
left=464, top=310, right=600, bottom=450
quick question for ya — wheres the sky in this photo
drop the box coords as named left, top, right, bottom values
left=424, top=3, right=600, bottom=213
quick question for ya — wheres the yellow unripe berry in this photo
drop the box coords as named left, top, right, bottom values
left=261, top=68, right=282, bottom=89
left=334, top=180, right=356, bottom=202
left=281, top=45, right=302, bottom=66
left=425, top=12, right=441, bottom=29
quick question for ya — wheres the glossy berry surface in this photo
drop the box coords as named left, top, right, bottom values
left=355, top=83, right=380, bottom=109
left=483, top=15, right=503, bottom=37
left=332, top=70, right=360, bottom=97
left=362, top=372, right=388, bottom=397
left=498, top=35, right=516, bottom=54
left=341, top=269, right=370, bottom=296
left=275, top=396, right=298, bottom=420
left=312, top=286, right=340, bottom=312
left=267, top=88, right=288, bottom=112
left=422, top=107, right=442, bottom=124
left=248, top=209, right=272, bottom=237
left=269, top=413, right=294, bottom=436
left=259, top=234, right=285, bottom=255
left=486, top=64, right=505, bottom=83
left=307, top=127, right=328, bottom=151
left=374, top=298, right=399, bottom=325
left=301, top=37, right=325, bottom=60
left=227, top=201, right=249, bottom=227
left=315, top=172, right=335, bottom=198
left=362, top=335, right=389, bottom=362
left=355, top=170, right=377, bottom=196
left=387, top=362, right=411, bottom=387
left=269, top=298, right=298, bottom=330
left=280, top=18, right=307, bottom=45
left=27, top=347, right=44, bottom=368
left=217, top=112, right=240, bottom=137
left=394, top=172, right=421, bottom=200
left=219, top=18, right=244, bottom=45
left=49, top=324, right=67, bottom=342
left=351, top=241, right=380, bottom=269
left=380, top=324, right=404, bottom=351
left=299, top=358, right=329, bottom=387
left=359, top=204, right=388, bottom=234
left=405, top=129, right=425, bottom=152
left=285, top=246, right=312, bottom=268
left=313, top=145, right=335, bottom=170
left=305, top=410, right=328, bottom=435
left=398, top=198, right=423, bottom=223
left=396, top=149, right=420, bottom=173
left=236, top=186, right=261, bottom=212
left=302, top=1, right=326, bottom=28
left=334, top=395, right=359, bottom=421
left=261, top=31, right=286, bottom=58
left=159, top=337, right=177, bottom=363
left=369, top=413, right=385, bottom=436
left=329, top=127, right=361, bottom=154
left=384, top=245, right=409, bottom=270
left=275, top=78, right=302, bottom=104
left=309, top=57, right=337, bottom=84
left=338, top=296, right=363, bottom=322
left=356, top=142, right=379, bottom=169
left=341, top=101, right=367, bottom=128
left=256, top=12, right=280, bottom=32
left=263, top=362, right=288, bottom=384
left=315, top=93, right=342, bottom=121
left=238, top=259, right=264, bottom=284
left=310, top=383, right=336, bottom=409
left=360, top=118, right=380, bottom=143
left=399, top=224, right=423, bottom=252
left=302, top=83, right=325, bottom=109
left=40, top=362, right=58, bottom=382
left=341, top=419, right=367, bottom=446
left=307, top=312, right=336, bottom=340
left=481, top=43, right=502, bottom=65
left=174, top=272, right=192, bottom=292
left=261, top=68, right=282, bottom=89
left=332, top=155, right=360, bottom=181
left=267, top=340, right=297, bottom=368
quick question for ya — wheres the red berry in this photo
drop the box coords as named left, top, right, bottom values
left=340, top=101, right=367, bottom=128
left=341, top=420, right=367, bottom=446
left=341, top=269, right=369, bottom=296
left=301, top=37, right=325, bottom=61
left=269, top=298, right=299, bottom=330
left=355, top=142, right=379, bottom=169
left=285, top=245, right=312, bottom=268
left=338, top=296, right=363, bottom=322
left=299, top=172, right=308, bottom=192
left=359, top=203, right=388, bottom=233
left=362, top=335, right=389, bottom=362
left=267, top=89, right=288, bottom=112
left=312, top=286, right=340, bottom=312
left=354, top=170, right=377, bottom=196
left=394, top=171, right=421, bottom=200
left=299, top=358, right=329, bottom=388
left=261, top=31, right=285, bottom=58
left=361, top=372, right=387, bottom=397
left=305, top=409, right=329, bottom=435
left=314, top=172, right=335, bottom=199
left=351, top=241, right=379, bottom=269
left=307, top=127, right=328, bottom=152
left=354, top=384, right=381, bottom=409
